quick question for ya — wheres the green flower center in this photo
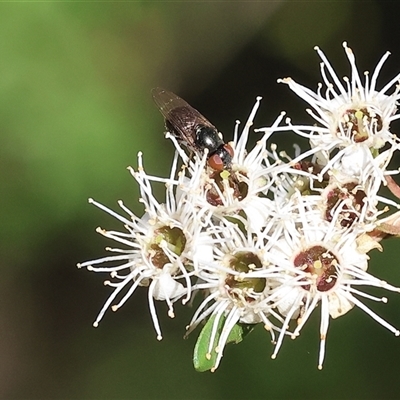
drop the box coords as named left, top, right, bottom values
left=225, top=252, right=266, bottom=296
left=149, top=226, right=187, bottom=269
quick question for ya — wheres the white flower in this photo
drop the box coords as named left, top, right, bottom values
left=176, top=98, right=285, bottom=232
left=278, top=42, right=400, bottom=154
left=265, top=193, right=400, bottom=369
left=187, top=218, right=286, bottom=371
left=78, top=152, right=206, bottom=340
left=263, top=138, right=397, bottom=231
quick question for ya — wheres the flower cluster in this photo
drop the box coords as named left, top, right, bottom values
left=79, top=42, right=400, bottom=371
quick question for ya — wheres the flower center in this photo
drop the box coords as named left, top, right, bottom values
left=293, top=245, right=338, bottom=292
left=225, top=252, right=266, bottom=300
left=148, top=226, right=187, bottom=268
left=338, top=107, right=383, bottom=143
left=325, top=182, right=366, bottom=227
left=292, top=161, right=330, bottom=195
left=206, top=170, right=248, bottom=206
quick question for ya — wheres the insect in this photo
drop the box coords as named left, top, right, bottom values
left=152, top=87, right=234, bottom=171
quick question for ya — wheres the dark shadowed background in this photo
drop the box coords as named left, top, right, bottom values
left=2, top=1, right=400, bottom=399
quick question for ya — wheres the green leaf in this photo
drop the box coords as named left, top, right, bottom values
left=193, top=314, right=254, bottom=372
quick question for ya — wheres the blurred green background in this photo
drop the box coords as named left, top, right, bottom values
left=2, top=1, right=400, bottom=399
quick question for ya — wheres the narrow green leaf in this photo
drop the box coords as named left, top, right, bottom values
left=193, top=314, right=255, bottom=372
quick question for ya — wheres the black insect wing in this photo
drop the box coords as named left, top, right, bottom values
left=152, top=87, right=234, bottom=171
left=152, top=87, right=216, bottom=153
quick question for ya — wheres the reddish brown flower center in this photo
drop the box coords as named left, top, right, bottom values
left=292, top=161, right=330, bottom=195
left=325, top=182, right=366, bottom=227
left=293, top=245, right=338, bottom=292
left=338, top=107, right=383, bottom=143
left=206, top=171, right=248, bottom=206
